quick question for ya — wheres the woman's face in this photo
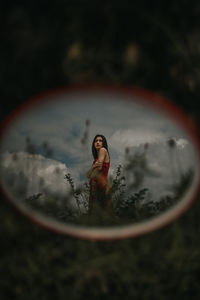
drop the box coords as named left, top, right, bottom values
left=94, top=136, right=103, bottom=150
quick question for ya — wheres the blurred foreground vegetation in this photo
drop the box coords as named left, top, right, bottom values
left=1, top=190, right=200, bottom=299
left=1, top=1, right=200, bottom=299
left=22, top=160, right=194, bottom=227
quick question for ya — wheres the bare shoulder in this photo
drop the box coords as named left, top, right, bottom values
left=99, top=147, right=109, bottom=163
left=100, top=147, right=107, bottom=154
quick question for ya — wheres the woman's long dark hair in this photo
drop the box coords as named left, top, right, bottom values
left=92, top=134, right=109, bottom=160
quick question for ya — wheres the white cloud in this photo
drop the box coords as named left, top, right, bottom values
left=0, top=151, right=70, bottom=199
left=110, top=128, right=165, bottom=153
left=176, top=138, right=188, bottom=149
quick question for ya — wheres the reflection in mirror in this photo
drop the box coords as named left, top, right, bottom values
left=0, top=87, right=199, bottom=235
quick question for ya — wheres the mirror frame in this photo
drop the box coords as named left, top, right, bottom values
left=0, top=84, right=200, bottom=240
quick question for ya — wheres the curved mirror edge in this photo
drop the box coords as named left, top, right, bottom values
left=0, top=86, right=200, bottom=239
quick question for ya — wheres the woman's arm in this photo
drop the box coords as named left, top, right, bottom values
left=95, top=148, right=106, bottom=170
left=86, top=163, right=101, bottom=179
left=86, top=159, right=102, bottom=179
left=87, top=148, right=107, bottom=178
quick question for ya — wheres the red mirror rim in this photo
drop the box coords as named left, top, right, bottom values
left=0, top=84, right=200, bottom=240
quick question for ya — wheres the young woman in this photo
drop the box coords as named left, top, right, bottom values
left=87, top=134, right=111, bottom=212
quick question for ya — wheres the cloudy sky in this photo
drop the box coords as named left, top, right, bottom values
left=0, top=88, right=198, bottom=203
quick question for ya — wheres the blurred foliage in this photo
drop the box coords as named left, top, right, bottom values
left=1, top=191, right=200, bottom=299
left=1, top=0, right=200, bottom=299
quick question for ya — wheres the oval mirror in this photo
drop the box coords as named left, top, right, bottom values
left=0, top=85, right=200, bottom=240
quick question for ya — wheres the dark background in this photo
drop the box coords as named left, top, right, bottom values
left=1, top=1, right=200, bottom=299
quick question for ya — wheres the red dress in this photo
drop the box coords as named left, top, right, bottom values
left=89, top=159, right=110, bottom=211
